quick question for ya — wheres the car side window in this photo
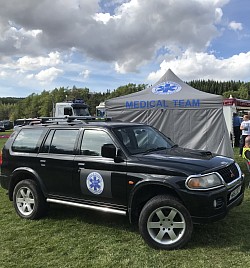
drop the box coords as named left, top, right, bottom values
left=12, top=128, right=44, bottom=153
left=81, top=129, right=113, bottom=156
left=47, top=129, right=79, bottom=154
left=40, top=130, right=54, bottom=153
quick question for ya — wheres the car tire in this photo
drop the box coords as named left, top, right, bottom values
left=139, top=195, right=193, bottom=250
left=13, top=179, right=48, bottom=220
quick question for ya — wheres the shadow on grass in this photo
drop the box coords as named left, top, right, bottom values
left=47, top=202, right=137, bottom=233
left=44, top=190, right=250, bottom=252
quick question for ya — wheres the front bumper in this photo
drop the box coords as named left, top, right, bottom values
left=178, top=175, right=245, bottom=224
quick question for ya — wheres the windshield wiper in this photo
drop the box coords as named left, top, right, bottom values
left=143, top=147, right=167, bottom=154
left=171, top=144, right=178, bottom=148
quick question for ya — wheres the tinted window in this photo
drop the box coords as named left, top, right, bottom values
left=41, top=130, right=54, bottom=153
left=113, top=126, right=174, bottom=154
left=12, top=128, right=44, bottom=153
left=81, top=129, right=113, bottom=156
left=49, top=129, right=78, bottom=154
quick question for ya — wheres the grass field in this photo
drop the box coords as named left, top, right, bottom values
left=0, top=134, right=250, bottom=268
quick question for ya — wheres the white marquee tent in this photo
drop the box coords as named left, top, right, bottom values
left=105, top=69, right=234, bottom=158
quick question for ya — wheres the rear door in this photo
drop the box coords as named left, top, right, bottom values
left=37, top=128, right=80, bottom=197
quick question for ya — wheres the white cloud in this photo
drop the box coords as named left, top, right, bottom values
left=80, top=69, right=90, bottom=79
left=0, top=70, right=8, bottom=77
left=228, top=21, right=243, bottom=31
left=215, top=8, right=223, bottom=23
left=34, top=67, right=63, bottom=83
left=0, top=0, right=229, bottom=73
left=26, top=73, right=34, bottom=79
left=148, top=50, right=250, bottom=82
left=0, top=0, right=249, bottom=97
left=17, top=51, right=62, bottom=71
left=93, top=12, right=121, bottom=24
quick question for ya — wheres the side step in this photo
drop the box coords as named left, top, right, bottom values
left=47, top=198, right=127, bottom=216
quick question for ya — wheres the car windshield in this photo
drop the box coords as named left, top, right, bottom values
left=113, top=125, right=176, bottom=155
left=73, top=107, right=90, bottom=116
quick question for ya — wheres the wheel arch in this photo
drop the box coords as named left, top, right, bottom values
left=128, top=181, right=183, bottom=224
left=9, top=167, right=47, bottom=201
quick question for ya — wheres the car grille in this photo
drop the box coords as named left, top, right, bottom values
left=217, top=163, right=240, bottom=184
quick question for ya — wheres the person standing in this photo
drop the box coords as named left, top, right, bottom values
left=233, top=113, right=242, bottom=147
left=239, top=114, right=250, bottom=156
left=242, top=135, right=250, bottom=173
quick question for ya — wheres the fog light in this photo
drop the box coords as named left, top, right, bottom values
left=213, top=198, right=224, bottom=208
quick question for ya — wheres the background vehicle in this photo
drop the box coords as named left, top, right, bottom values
left=0, top=122, right=5, bottom=132
left=54, top=99, right=90, bottom=117
left=1, top=120, right=13, bottom=130
left=13, top=118, right=40, bottom=130
left=96, top=102, right=106, bottom=117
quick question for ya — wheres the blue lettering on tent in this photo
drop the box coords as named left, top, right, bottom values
left=125, top=99, right=200, bottom=109
left=134, top=101, right=139, bottom=108
left=150, top=100, right=156, bottom=108
left=185, top=99, right=192, bottom=107
left=140, top=101, right=146, bottom=108
left=192, top=99, right=200, bottom=107
left=173, top=99, right=200, bottom=107
left=126, top=101, right=134, bottom=108
left=156, top=100, right=163, bottom=107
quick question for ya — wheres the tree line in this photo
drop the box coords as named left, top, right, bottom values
left=0, top=80, right=249, bottom=121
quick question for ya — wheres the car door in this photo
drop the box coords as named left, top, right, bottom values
left=73, top=128, right=128, bottom=207
left=37, top=128, right=79, bottom=197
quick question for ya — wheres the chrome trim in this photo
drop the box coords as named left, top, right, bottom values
left=185, top=163, right=243, bottom=191
left=225, top=163, right=243, bottom=187
left=185, top=172, right=224, bottom=191
left=46, top=198, right=127, bottom=216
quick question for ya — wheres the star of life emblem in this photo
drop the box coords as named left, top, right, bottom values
left=152, top=81, right=182, bottom=95
left=86, top=172, right=104, bottom=195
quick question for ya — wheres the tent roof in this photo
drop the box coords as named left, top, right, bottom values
left=106, top=69, right=222, bottom=109
left=105, top=69, right=233, bottom=158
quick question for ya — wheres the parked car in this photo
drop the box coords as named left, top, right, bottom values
left=0, top=122, right=5, bottom=132
left=2, top=120, right=13, bottom=130
left=0, top=118, right=245, bottom=250
left=13, top=118, right=40, bottom=130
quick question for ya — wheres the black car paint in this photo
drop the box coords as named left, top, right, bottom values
left=0, top=122, right=245, bottom=225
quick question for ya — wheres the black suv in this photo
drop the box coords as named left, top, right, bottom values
left=0, top=118, right=245, bottom=250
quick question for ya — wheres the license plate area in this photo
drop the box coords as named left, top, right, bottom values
left=229, top=185, right=242, bottom=201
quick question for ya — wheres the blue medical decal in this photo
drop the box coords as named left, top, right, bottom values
left=86, top=172, right=104, bottom=195
left=152, top=81, right=182, bottom=95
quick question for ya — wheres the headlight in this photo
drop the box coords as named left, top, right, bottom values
left=186, top=173, right=223, bottom=190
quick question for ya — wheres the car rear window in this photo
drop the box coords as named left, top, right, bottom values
left=12, top=128, right=44, bottom=153
left=42, top=129, right=79, bottom=155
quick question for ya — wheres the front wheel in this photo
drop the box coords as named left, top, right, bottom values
left=13, top=179, right=48, bottom=220
left=139, top=195, right=193, bottom=250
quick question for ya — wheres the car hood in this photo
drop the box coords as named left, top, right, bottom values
left=135, top=146, right=234, bottom=176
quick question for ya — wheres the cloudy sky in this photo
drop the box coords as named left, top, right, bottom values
left=0, top=0, right=249, bottom=97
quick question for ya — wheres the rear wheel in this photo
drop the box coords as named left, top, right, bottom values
left=139, top=195, right=193, bottom=250
left=13, top=179, right=48, bottom=220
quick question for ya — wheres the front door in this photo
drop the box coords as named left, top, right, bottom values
left=73, top=129, right=127, bottom=207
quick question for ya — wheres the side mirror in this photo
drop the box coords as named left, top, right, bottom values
left=101, top=144, right=124, bottom=163
left=101, top=144, right=116, bottom=158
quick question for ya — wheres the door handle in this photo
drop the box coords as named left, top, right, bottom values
left=40, top=159, right=46, bottom=167
left=78, top=163, right=85, bottom=172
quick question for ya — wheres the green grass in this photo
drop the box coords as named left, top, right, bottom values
left=0, top=136, right=250, bottom=268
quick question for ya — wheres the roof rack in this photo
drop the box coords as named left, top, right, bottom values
left=66, top=116, right=112, bottom=122
left=38, top=116, right=112, bottom=124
